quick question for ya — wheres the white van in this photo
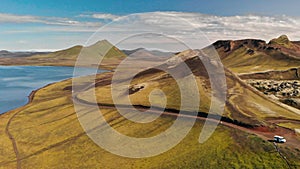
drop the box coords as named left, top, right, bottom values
left=274, top=135, right=286, bottom=143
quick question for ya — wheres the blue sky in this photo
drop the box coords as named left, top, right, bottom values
left=2, top=0, right=300, bottom=17
left=1, top=0, right=300, bottom=51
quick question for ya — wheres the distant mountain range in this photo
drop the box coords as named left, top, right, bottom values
left=0, top=50, right=49, bottom=57
left=1, top=35, right=300, bottom=72
left=1, top=46, right=174, bottom=59
left=123, top=48, right=174, bottom=58
left=0, top=40, right=174, bottom=68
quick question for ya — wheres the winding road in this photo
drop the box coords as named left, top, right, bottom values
left=72, top=77, right=300, bottom=150
left=74, top=94, right=300, bottom=148
left=5, top=111, right=21, bottom=169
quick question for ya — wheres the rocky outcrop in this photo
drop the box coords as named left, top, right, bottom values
left=240, top=68, right=300, bottom=80
left=213, top=39, right=267, bottom=58
left=213, top=35, right=300, bottom=62
left=247, top=80, right=300, bottom=98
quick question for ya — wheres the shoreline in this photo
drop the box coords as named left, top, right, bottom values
left=0, top=64, right=111, bottom=115
left=0, top=62, right=116, bottom=70
left=0, top=79, right=68, bottom=116
left=0, top=66, right=72, bottom=115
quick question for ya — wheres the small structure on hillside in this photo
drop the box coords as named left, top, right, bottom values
left=274, top=135, right=286, bottom=143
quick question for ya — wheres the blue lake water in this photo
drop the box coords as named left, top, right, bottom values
left=0, top=66, right=102, bottom=114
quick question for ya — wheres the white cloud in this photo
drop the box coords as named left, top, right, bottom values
left=5, top=11, right=300, bottom=40
left=135, top=12, right=300, bottom=41
left=0, top=13, right=101, bottom=27
left=76, top=11, right=300, bottom=52
left=4, top=26, right=99, bottom=34
left=3, top=11, right=300, bottom=51
left=78, top=13, right=120, bottom=20
left=92, top=13, right=119, bottom=20
left=0, top=13, right=40, bottom=23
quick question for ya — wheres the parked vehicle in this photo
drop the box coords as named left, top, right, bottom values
left=274, top=135, right=286, bottom=143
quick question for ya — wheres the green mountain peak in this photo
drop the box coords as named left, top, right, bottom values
left=269, top=35, right=292, bottom=48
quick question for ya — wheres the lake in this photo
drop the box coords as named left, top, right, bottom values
left=0, top=66, right=103, bottom=114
